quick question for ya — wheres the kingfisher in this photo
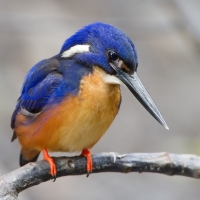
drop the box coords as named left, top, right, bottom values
left=11, top=22, right=168, bottom=180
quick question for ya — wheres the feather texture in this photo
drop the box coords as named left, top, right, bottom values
left=14, top=67, right=121, bottom=156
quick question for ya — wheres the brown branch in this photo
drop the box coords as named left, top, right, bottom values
left=1, top=152, right=200, bottom=199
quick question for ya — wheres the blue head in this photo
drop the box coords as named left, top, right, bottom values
left=60, top=22, right=138, bottom=74
left=60, top=22, right=168, bottom=129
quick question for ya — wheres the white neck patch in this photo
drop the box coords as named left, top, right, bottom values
left=95, top=67, right=125, bottom=86
left=61, top=44, right=90, bottom=58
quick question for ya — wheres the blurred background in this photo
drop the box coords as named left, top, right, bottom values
left=1, top=0, right=200, bottom=199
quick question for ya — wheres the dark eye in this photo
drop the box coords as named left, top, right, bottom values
left=107, top=50, right=119, bottom=62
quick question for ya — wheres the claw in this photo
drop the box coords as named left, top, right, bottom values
left=86, top=170, right=92, bottom=178
left=43, top=148, right=57, bottom=181
left=52, top=174, right=57, bottom=182
left=81, top=149, right=93, bottom=177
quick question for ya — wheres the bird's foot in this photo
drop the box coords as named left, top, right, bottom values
left=81, top=149, right=92, bottom=177
left=43, top=148, right=57, bottom=181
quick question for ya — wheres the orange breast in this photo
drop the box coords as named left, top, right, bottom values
left=15, top=66, right=121, bottom=152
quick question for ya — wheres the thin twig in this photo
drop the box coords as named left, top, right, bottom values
left=1, top=152, right=200, bottom=199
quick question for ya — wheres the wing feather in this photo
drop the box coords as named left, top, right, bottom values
left=11, top=58, right=63, bottom=129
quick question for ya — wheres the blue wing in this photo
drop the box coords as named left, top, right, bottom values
left=11, top=57, right=63, bottom=129
left=11, top=56, right=92, bottom=142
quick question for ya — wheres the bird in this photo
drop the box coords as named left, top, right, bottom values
left=11, top=22, right=169, bottom=181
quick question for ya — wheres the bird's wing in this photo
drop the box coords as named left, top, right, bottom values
left=11, top=58, right=63, bottom=130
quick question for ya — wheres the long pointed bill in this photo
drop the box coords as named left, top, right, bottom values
left=115, top=69, right=169, bottom=130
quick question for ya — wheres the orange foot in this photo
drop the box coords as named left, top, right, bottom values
left=43, top=148, right=57, bottom=181
left=81, top=149, right=93, bottom=177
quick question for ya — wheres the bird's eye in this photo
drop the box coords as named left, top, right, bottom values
left=107, top=50, right=119, bottom=62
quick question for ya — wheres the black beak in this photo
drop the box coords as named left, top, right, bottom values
left=114, top=68, right=169, bottom=130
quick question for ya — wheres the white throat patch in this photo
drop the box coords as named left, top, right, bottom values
left=95, top=67, right=125, bottom=86
left=61, top=44, right=90, bottom=58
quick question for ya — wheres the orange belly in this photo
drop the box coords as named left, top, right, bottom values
left=15, top=67, right=121, bottom=153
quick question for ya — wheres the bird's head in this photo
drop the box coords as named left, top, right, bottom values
left=60, top=22, right=168, bottom=130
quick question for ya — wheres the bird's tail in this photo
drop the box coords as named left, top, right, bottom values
left=20, top=148, right=40, bottom=166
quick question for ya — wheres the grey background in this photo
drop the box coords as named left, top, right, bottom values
left=1, top=0, right=200, bottom=199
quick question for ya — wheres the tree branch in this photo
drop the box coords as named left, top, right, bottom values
left=1, top=152, right=200, bottom=199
